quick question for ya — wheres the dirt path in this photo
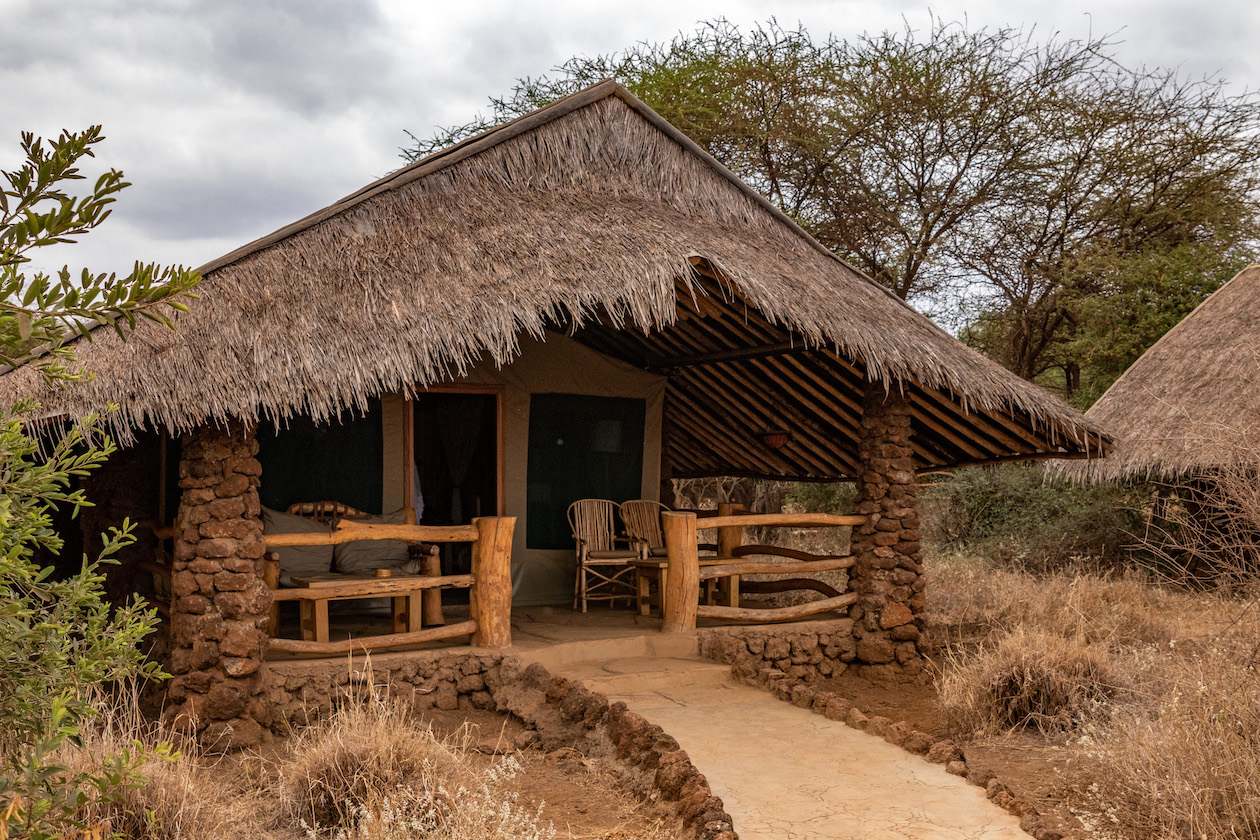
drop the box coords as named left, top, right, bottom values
left=607, top=679, right=1028, bottom=839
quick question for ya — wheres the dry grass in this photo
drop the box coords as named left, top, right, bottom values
left=274, top=695, right=471, bottom=830
left=938, top=626, right=1124, bottom=736
left=927, top=549, right=1260, bottom=839
left=56, top=689, right=260, bottom=839
left=1082, top=644, right=1260, bottom=840
left=926, top=549, right=1221, bottom=649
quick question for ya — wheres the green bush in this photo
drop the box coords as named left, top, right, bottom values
left=922, top=464, right=1147, bottom=571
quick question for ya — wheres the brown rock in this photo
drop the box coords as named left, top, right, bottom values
left=220, top=621, right=261, bottom=658
left=213, top=571, right=251, bottom=592
left=222, top=657, right=259, bottom=677
left=211, top=473, right=248, bottom=498
left=890, top=624, right=920, bottom=641
left=196, top=538, right=237, bottom=559
left=903, top=730, right=934, bottom=755
left=856, top=637, right=895, bottom=664
left=226, top=456, right=263, bottom=476
left=200, top=716, right=262, bottom=752
left=866, top=715, right=892, bottom=736
left=203, top=680, right=249, bottom=720
left=171, top=571, right=199, bottom=597
left=927, top=740, right=964, bottom=764
left=845, top=708, right=869, bottom=730
left=187, top=558, right=222, bottom=574
left=823, top=696, right=852, bottom=722
left=200, top=519, right=255, bottom=540
left=207, top=497, right=247, bottom=520
left=879, top=602, right=914, bottom=629
left=967, top=768, right=996, bottom=788
left=945, top=760, right=968, bottom=776
left=884, top=720, right=910, bottom=746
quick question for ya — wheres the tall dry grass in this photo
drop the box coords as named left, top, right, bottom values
left=54, top=686, right=261, bottom=839
left=937, top=626, right=1124, bottom=736
left=927, top=549, right=1260, bottom=840
left=1084, top=644, right=1260, bottom=839
left=275, top=693, right=555, bottom=840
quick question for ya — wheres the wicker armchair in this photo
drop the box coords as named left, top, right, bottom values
left=567, top=499, right=638, bottom=612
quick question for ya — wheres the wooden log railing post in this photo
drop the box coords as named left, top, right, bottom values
left=662, top=511, right=699, bottom=632
left=715, top=502, right=745, bottom=607
left=470, top=516, right=515, bottom=647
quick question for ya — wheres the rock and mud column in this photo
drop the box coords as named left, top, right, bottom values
left=164, top=420, right=273, bottom=749
left=848, top=381, right=929, bottom=682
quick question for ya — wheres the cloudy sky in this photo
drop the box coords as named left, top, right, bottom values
left=3, top=0, right=1258, bottom=279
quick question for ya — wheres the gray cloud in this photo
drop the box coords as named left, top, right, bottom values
left=2, top=0, right=1256, bottom=281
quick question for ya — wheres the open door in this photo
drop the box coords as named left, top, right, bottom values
left=412, top=390, right=502, bottom=575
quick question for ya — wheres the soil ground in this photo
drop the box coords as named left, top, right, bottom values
left=419, top=707, right=683, bottom=840
left=821, top=665, right=1092, bottom=839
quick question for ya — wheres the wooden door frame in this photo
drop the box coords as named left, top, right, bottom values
left=407, top=385, right=506, bottom=518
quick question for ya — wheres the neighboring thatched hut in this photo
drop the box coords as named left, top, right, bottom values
left=1063, top=264, right=1260, bottom=483
left=1, top=81, right=1107, bottom=745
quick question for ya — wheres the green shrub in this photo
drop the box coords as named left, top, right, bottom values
left=922, top=463, right=1147, bottom=571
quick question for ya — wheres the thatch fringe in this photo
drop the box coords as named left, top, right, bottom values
left=0, top=82, right=1101, bottom=463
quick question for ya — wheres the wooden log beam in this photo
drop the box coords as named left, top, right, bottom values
left=648, top=341, right=807, bottom=370
left=740, top=578, right=843, bottom=599
left=695, top=592, right=858, bottom=623
left=696, top=513, right=866, bottom=531
left=264, top=522, right=479, bottom=547
left=731, top=544, right=853, bottom=563
left=267, top=620, right=478, bottom=655
left=470, top=516, right=514, bottom=648
left=662, top=511, right=700, bottom=632
left=698, top=556, right=855, bottom=580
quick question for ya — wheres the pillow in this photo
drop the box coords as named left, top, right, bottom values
left=262, top=506, right=335, bottom=587
left=334, top=509, right=411, bottom=575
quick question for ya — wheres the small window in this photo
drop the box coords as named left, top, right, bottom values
left=526, top=394, right=646, bottom=550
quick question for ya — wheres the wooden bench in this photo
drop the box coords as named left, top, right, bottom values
left=268, top=570, right=476, bottom=652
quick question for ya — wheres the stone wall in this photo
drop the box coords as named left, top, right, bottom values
left=164, top=421, right=273, bottom=750
left=848, top=382, right=930, bottom=681
left=698, top=621, right=856, bottom=682
left=264, top=651, right=736, bottom=840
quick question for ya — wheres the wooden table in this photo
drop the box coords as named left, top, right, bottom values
left=286, top=573, right=426, bottom=643
left=631, top=557, right=738, bottom=617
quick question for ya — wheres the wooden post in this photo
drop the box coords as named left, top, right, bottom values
left=263, top=552, right=281, bottom=635
left=716, top=502, right=745, bottom=607
left=662, top=511, right=699, bottom=632
left=470, top=516, right=514, bottom=647
left=419, top=550, right=444, bottom=626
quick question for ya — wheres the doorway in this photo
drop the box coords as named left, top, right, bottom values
left=412, top=390, right=501, bottom=575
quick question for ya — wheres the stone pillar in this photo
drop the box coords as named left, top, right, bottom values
left=164, top=420, right=272, bottom=750
left=848, top=381, right=929, bottom=682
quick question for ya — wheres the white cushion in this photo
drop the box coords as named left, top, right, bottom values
left=262, top=506, right=334, bottom=587
left=334, top=509, right=411, bottom=575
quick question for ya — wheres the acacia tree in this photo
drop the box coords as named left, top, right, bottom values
left=0, top=128, right=198, bottom=839
left=408, top=19, right=1260, bottom=401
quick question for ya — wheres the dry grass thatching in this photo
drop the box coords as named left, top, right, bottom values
left=1059, top=264, right=1260, bottom=483
left=0, top=81, right=1104, bottom=476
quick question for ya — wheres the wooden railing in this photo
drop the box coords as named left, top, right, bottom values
left=263, top=516, right=515, bottom=654
left=660, top=507, right=864, bottom=631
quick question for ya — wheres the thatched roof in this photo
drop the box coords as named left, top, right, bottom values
left=1060, top=264, right=1260, bottom=483
left=0, top=81, right=1105, bottom=480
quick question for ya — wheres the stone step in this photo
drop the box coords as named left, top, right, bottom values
left=518, top=632, right=700, bottom=672
left=554, top=655, right=733, bottom=696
